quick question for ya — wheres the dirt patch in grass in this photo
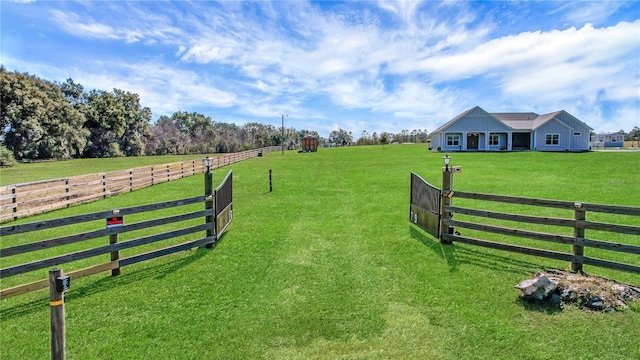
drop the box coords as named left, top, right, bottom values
left=519, top=269, right=640, bottom=312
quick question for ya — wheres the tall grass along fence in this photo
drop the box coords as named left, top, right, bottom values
left=0, top=146, right=277, bottom=223
left=411, top=172, right=640, bottom=274
left=0, top=170, right=234, bottom=300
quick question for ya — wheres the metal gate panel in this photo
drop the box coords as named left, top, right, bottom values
left=410, top=172, right=441, bottom=237
left=215, top=171, right=233, bottom=238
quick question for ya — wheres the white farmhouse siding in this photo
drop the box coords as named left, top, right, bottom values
left=534, top=119, right=573, bottom=151
left=431, top=107, right=512, bottom=152
left=430, top=106, right=592, bottom=152
left=554, top=111, right=591, bottom=150
left=430, top=133, right=443, bottom=150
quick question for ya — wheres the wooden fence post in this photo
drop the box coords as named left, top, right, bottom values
left=102, top=174, right=106, bottom=199
left=204, top=160, right=215, bottom=248
left=440, top=165, right=453, bottom=244
left=12, top=186, right=17, bottom=221
left=49, top=268, right=67, bottom=360
left=110, top=232, right=121, bottom=276
left=65, top=179, right=70, bottom=208
left=572, top=203, right=586, bottom=272
left=269, top=169, right=273, bottom=192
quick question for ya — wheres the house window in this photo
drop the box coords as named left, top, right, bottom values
left=446, top=134, right=460, bottom=146
left=489, top=134, right=500, bottom=146
left=573, top=132, right=581, bottom=136
left=545, top=134, right=559, bottom=145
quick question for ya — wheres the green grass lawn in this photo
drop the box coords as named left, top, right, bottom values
left=1, top=145, right=639, bottom=359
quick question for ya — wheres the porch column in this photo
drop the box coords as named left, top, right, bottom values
left=528, top=132, right=533, bottom=150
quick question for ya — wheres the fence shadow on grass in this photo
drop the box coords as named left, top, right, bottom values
left=69, top=246, right=211, bottom=297
left=452, top=245, right=546, bottom=277
left=0, top=247, right=210, bottom=322
left=410, top=226, right=459, bottom=272
left=410, top=226, right=566, bottom=314
left=410, top=226, right=545, bottom=276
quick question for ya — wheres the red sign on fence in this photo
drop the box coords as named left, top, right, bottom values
left=106, top=216, right=124, bottom=228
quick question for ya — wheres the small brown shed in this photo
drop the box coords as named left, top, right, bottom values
left=301, top=136, right=318, bottom=152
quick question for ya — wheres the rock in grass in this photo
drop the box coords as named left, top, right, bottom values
left=515, top=273, right=558, bottom=300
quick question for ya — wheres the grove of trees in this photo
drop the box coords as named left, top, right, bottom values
left=1, top=68, right=152, bottom=162
left=621, top=127, right=640, bottom=141
left=0, top=68, right=323, bottom=166
left=1, top=68, right=436, bottom=168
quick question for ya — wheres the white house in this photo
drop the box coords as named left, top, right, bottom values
left=430, top=106, right=593, bottom=152
left=590, top=132, right=624, bottom=148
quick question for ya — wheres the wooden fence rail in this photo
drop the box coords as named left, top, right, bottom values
left=0, top=195, right=215, bottom=299
left=0, top=146, right=278, bottom=223
left=442, top=190, right=640, bottom=273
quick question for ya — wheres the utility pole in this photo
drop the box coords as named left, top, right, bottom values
left=281, top=114, right=287, bottom=154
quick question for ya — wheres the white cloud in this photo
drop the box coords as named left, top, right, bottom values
left=169, top=2, right=638, bottom=133
left=418, top=21, right=639, bottom=79
left=550, top=1, right=626, bottom=25
left=5, top=1, right=638, bottom=134
left=50, top=10, right=119, bottom=40
left=376, top=0, right=422, bottom=25
left=48, top=5, right=183, bottom=44
left=67, top=61, right=237, bottom=117
left=180, top=43, right=236, bottom=63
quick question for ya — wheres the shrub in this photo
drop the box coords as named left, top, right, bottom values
left=0, top=146, right=16, bottom=167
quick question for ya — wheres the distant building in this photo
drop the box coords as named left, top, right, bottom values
left=590, top=132, right=624, bottom=148
left=301, top=135, right=318, bottom=152
left=430, top=106, right=592, bottom=152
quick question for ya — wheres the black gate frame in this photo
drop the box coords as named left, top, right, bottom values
left=409, top=172, right=441, bottom=237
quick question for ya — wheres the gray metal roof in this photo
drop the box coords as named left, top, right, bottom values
left=491, top=112, right=539, bottom=121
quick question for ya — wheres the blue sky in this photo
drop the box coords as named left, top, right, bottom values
left=2, top=1, right=639, bottom=138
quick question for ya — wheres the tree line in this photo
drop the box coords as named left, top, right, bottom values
left=0, top=68, right=323, bottom=166
left=1, top=67, right=437, bottom=167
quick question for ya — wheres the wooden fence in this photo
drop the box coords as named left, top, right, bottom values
left=0, top=146, right=278, bottom=223
left=441, top=190, right=640, bottom=273
left=0, top=191, right=223, bottom=299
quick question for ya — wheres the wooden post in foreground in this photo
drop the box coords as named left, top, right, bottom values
left=269, top=169, right=273, bottom=192
left=110, top=232, right=121, bottom=276
left=204, top=157, right=215, bottom=248
left=49, top=268, right=67, bottom=360
left=440, top=154, right=453, bottom=244
left=441, top=169, right=453, bottom=244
